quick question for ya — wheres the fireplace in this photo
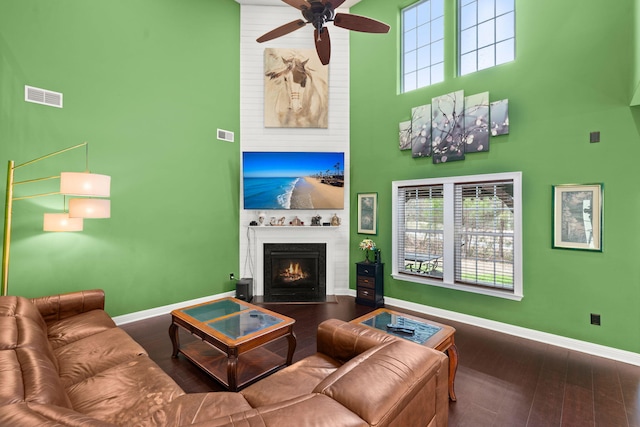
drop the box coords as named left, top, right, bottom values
left=264, top=243, right=326, bottom=302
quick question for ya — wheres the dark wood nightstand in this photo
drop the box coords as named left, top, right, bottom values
left=355, top=261, right=384, bottom=307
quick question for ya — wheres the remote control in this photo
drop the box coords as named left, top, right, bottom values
left=386, top=324, right=415, bottom=335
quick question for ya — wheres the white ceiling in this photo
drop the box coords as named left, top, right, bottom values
left=234, top=0, right=361, bottom=7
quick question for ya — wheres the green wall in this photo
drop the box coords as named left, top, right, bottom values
left=350, top=0, right=640, bottom=353
left=0, top=0, right=240, bottom=316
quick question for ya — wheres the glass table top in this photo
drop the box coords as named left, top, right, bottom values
left=207, top=310, right=284, bottom=340
left=181, top=299, right=249, bottom=322
left=360, top=311, right=441, bottom=345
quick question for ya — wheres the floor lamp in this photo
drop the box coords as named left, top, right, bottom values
left=1, top=142, right=111, bottom=296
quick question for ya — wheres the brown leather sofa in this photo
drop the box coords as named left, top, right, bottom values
left=0, top=289, right=449, bottom=426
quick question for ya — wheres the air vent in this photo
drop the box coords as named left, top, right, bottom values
left=25, top=85, right=63, bottom=108
left=217, top=129, right=234, bottom=142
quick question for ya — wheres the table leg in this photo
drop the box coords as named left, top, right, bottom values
left=227, top=350, right=239, bottom=391
left=446, top=343, right=459, bottom=401
left=169, top=323, right=180, bottom=358
left=286, top=330, right=297, bottom=365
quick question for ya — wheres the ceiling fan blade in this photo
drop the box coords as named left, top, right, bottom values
left=257, top=19, right=307, bottom=43
left=322, top=0, right=347, bottom=8
left=333, top=13, right=390, bottom=33
left=314, top=28, right=331, bottom=65
left=282, top=0, right=312, bottom=10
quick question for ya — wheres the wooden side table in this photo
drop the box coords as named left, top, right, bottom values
left=355, top=261, right=384, bottom=307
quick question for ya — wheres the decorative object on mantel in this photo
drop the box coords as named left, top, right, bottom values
left=400, top=89, right=509, bottom=164
left=278, top=217, right=286, bottom=226
left=311, top=215, right=322, bottom=226
left=552, top=183, right=603, bottom=252
left=263, top=48, right=328, bottom=128
left=270, top=216, right=277, bottom=226
left=357, top=193, right=377, bottom=235
left=359, top=239, right=377, bottom=263
left=256, top=0, right=390, bottom=66
left=330, top=213, right=340, bottom=226
left=258, top=212, right=266, bottom=226
left=290, top=216, right=304, bottom=226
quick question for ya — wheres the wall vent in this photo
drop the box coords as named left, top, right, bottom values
left=25, top=85, right=63, bottom=108
left=217, top=129, right=234, bottom=142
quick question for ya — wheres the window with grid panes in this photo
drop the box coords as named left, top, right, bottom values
left=459, top=0, right=515, bottom=76
left=392, top=172, right=523, bottom=300
left=401, top=0, right=445, bottom=92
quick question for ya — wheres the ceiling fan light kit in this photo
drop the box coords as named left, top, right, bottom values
left=257, top=0, right=390, bottom=65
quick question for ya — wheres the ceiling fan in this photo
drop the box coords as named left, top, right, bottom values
left=256, top=0, right=390, bottom=65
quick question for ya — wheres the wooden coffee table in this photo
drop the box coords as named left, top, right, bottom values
left=169, top=297, right=296, bottom=391
left=351, top=308, right=458, bottom=401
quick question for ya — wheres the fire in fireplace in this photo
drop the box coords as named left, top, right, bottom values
left=264, top=243, right=326, bottom=302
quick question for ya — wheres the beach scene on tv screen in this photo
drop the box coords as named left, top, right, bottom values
left=243, top=152, right=344, bottom=210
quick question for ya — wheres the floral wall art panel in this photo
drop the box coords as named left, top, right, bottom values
left=432, top=90, right=465, bottom=163
left=399, top=120, right=412, bottom=150
left=490, top=99, right=509, bottom=136
left=463, top=92, right=490, bottom=152
left=263, top=48, right=329, bottom=128
left=411, top=104, right=432, bottom=158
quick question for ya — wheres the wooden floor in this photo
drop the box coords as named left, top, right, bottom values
left=121, top=296, right=640, bottom=427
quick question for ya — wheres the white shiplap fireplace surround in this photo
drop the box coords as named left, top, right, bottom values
left=237, top=1, right=354, bottom=298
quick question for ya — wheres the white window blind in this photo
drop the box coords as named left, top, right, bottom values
left=454, top=180, right=514, bottom=290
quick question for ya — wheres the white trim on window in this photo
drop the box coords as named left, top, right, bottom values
left=392, top=171, right=523, bottom=301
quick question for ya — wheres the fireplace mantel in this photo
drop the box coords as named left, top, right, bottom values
left=249, top=226, right=340, bottom=232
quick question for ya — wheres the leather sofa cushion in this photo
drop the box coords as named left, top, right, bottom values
left=240, top=353, right=341, bottom=407
left=215, top=394, right=369, bottom=427
left=145, top=392, right=254, bottom=426
left=66, top=355, right=185, bottom=425
left=0, top=297, right=72, bottom=409
left=46, top=309, right=117, bottom=350
left=313, top=339, right=446, bottom=426
left=316, top=318, right=397, bottom=363
left=0, top=402, right=115, bottom=427
left=54, top=327, right=148, bottom=388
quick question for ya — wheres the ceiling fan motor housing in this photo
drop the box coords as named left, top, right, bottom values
left=303, top=1, right=335, bottom=31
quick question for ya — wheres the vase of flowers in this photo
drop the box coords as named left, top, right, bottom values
left=359, top=239, right=376, bottom=263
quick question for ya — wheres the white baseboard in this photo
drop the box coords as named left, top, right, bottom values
left=381, top=295, right=640, bottom=367
left=112, top=291, right=235, bottom=325
left=114, top=289, right=639, bottom=367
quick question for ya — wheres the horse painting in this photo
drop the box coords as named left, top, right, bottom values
left=264, top=48, right=328, bottom=128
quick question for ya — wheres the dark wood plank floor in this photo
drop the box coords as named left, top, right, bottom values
left=121, top=296, right=640, bottom=427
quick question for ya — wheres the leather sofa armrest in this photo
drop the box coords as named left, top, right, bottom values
left=30, top=289, right=106, bottom=324
left=316, top=319, right=398, bottom=362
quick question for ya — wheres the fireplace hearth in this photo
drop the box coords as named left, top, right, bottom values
left=264, top=243, right=326, bottom=302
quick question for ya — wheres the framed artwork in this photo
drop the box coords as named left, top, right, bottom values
left=357, top=193, right=378, bottom=235
left=552, top=184, right=603, bottom=251
left=263, top=48, right=328, bottom=128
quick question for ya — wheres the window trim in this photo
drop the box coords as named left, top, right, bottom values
left=392, top=171, right=523, bottom=301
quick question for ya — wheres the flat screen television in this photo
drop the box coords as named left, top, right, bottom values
left=243, top=151, right=344, bottom=210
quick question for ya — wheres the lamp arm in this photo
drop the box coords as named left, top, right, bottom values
left=2, top=160, right=15, bottom=296
left=2, top=141, right=89, bottom=296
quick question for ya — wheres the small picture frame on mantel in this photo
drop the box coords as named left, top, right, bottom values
left=357, top=192, right=378, bottom=235
left=552, top=183, right=603, bottom=251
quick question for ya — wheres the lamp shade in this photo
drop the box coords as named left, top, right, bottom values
left=69, top=199, right=111, bottom=219
left=43, top=213, right=83, bottom=232
left=60, top=172, right=110, bottom=197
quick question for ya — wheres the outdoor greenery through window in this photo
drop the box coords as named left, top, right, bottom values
left=392, top=172, right=522, bottom=300
left=459, top=0, right=515, bottom=75
left=402, top=0, right=445, bottom=92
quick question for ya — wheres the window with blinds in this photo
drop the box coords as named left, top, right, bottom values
left=454, top=180, right=514, bottom=290
left=398, top=185, right=444, bottom=278
left=392, top=172, right=522, bottom=300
